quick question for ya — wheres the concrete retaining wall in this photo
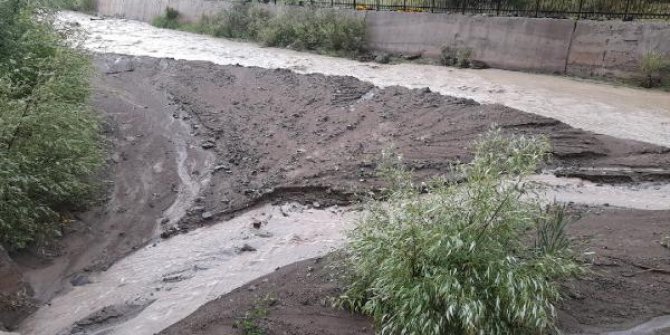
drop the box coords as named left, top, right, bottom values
left=94, top=0, right=670, bottom=77
left=365, top=11, right=576, bottom=74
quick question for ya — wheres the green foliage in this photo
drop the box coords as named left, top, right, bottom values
left=0, top=0, right=102, bottom=250
left=53, top=0, right=97, bottom=13
left=440, top=46, right=472, bottom=68
left=640, top=51, right=669, bottom=88
left=257, top=7, right=366, bottom=56
left=155, top=4, right=366, bottom=57
left=338, top=130, right=584, bottom=335
left=233, top=295, right=274, bottom=335
left=152, top=7, right=181, bottom=29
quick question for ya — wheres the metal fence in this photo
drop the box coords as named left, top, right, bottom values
left=276, top=0, right=670, bottom=20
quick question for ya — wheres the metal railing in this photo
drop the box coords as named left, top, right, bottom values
left=270, top=0, right=670, bottom=20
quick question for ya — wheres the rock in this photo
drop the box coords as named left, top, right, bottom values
left=190, top=206, right=205, bottom=213
left=402, top=53, right=422, bottom=60
left=201, top=141, right=216, bottom=149
left=346, top=124, right=355, bottom=130
left=160, top=217, right=170, bottom=225
left=104, top=57, right=135, bottom=74
left=252, top=220, right=262, bottom=229
left=239, top=244, right=257, bottom=252
left=70, top=274, right=92, bottom=287
left=374, top=53, right=391, bottom=64
left=418, top=87, right=431, bottom=94
left=312, top=201, right=320, bottom=208
left=470, top=59, right=489, bottom=69
left=201, top=211, right=213, bottom=220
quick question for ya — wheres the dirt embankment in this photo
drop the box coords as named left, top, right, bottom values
left=4, top=54, right=670, bottom=333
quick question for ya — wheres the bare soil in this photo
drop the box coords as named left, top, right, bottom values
left=3, top=54, right=670, bottom=332
left=161, top=208, right=670, bottom=335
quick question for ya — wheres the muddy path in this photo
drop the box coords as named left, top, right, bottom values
left=58, top=11, right=670, bottom=148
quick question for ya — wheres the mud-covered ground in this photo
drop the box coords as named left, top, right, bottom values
left=5, top=54, right=670, bottom=333
left=106, top=55, right=670, bottom=231
left=161, top=209, right=670, bottom=335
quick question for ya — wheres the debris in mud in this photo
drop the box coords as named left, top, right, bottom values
left=69, top=274, right=91, bottom=287
left=239, top=244, right=257, bottom=253
left=201, top=141, right=216, bottom=149
left=201, top=211, right=213, bottom=220
left=68, top=301, right=155, bottom=335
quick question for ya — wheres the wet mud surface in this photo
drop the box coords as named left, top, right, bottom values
left=5, top=54, right=670, bottom=334
left=97, top=55, right=670, bottom=232
left=162, top=209, right=670, bottom=335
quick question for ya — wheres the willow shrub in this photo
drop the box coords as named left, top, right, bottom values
left=157, top=4, right=366, bottom=57
left=0, top=0, right=102, bottom=250
left=338, top=130, right=583, bottom=334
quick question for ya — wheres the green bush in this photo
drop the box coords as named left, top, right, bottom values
left=338, top=130, right=583, bottom=334
left=156, top=4, right=366, bottom=57
left=258, top=7, right=365, bottom=55
left=55, top=0, right=97, bottom=13
left=640, top=51, right=669, bottom=88
left=152, top=7, right=181, bottom=29
left=0, top=0, right=102, bottom=250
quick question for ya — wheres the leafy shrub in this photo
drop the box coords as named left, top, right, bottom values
left=159, top=4, right=366, bottom=57
left=55, top=0, right=97, bottom=13
left=258, top=7, right=365, bottom=55
left=0, top=0, right=102, bottom=250
left=338, top=130, right=583, bottom=334
left=440, top=46, right=472, bottom=68
left=152, top=7, right=181, bottom=29
left=640, top=51, right=669, bottom=88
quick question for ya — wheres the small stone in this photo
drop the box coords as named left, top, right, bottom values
left=201, top=141, right=216, bottom=149
left=312, top=201, right=320, bottom=208
left=252, top=220, right=262, bottom=229
left=346, top=124, right=354, bottom=130
left=239, top=244, right=256, bottom=252
left=201, top=211, right=213, bottom=220
left=160, top=217, right=169, bottom=225
left=70, top=274, right=91, bottom=287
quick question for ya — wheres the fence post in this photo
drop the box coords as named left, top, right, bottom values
left=461, top=0, right=466, bottom=14
left=330, top=0, right=333, bottom=7
left=430, top=0, right=434, bottom=13
left=403, top=0, right=406, bottom=11
left=496, top=0, right=500, bottom=16
left=577, top=0, right=584, bottom=19
left=623, top=0, right=632, bottom=19
left=534, top=0, right=540, bottom=17
left=353, top=0, right=356, bottom=9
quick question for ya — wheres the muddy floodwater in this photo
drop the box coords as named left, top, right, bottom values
left=58, top=11, right=670, bottom=148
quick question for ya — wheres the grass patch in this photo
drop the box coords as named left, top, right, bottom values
left=233, top=295, right=276, bottom=335
left=338, top=130, right=584, bottom=334
left=152, top=4, right=366, bottom=57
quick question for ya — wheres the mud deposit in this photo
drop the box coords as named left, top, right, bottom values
left=161, top=209, right=670, bottom=335
left=93, top=55, right=670, bottom=230
left=8, top=54, right=670, bottom=335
